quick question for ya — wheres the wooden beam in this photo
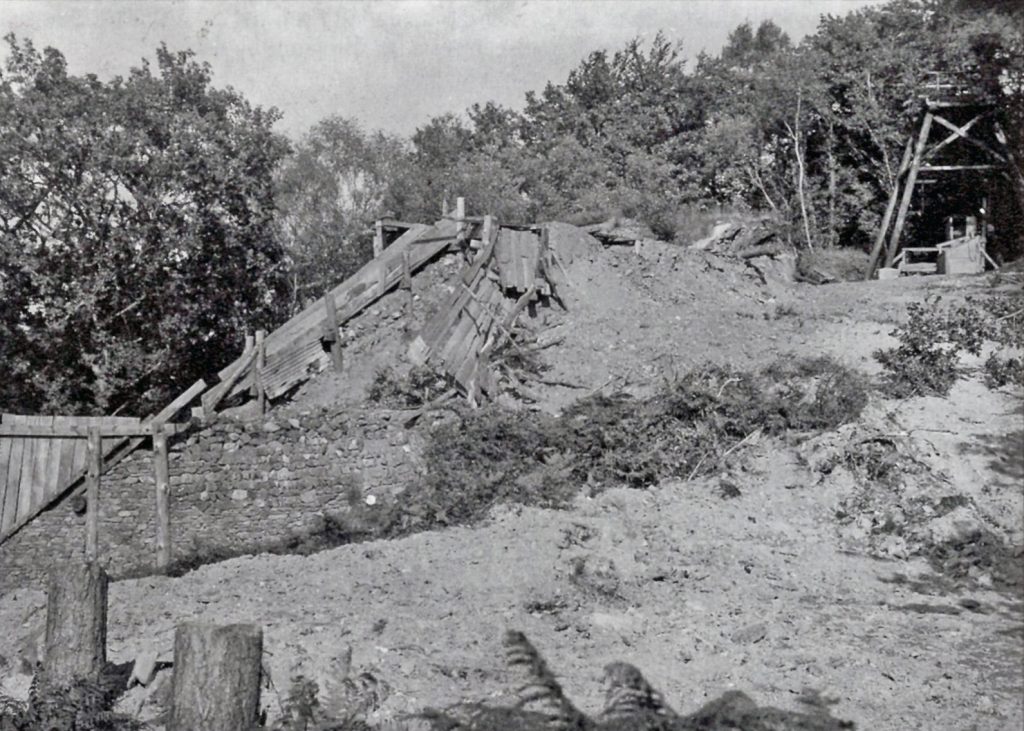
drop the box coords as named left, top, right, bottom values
left=253, top=330, right=266, bottom=416
left=930, top=113, right=1007, bottom=164
left=919, top=164, right=999, bottom=171
left=322, top=295, right=343, bottom=373
left=85, top=427, right=101, bottom=562
left=380, top=218, right=417, bottom=230
left=153, top=424, right=171, bottom=572
left=0, top=422, right=189, bottom=438
left=202, top=348, right=256, bottom=416
left=866, top=137, right=915, bottom=279
left=923, top=113, right=986, bottom=160
left=373, top=220, right=384, bottom=258
left=455, top=197, right=466, bottom=240
left=885, top=112, right=933, bottom=267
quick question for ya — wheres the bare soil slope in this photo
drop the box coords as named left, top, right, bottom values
left=1, top=241, right=1021, bottom=730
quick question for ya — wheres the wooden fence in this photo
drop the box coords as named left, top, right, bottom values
left=0, top=415, right=142, bottom=543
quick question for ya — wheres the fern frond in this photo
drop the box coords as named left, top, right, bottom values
left=502, top=630, right=589, bottom=730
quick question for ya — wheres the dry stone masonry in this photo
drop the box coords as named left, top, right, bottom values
left=0, top=408, right=421, bottom=592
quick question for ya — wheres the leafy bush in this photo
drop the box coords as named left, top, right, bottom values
left=876, top=293, right=1024, bottom=397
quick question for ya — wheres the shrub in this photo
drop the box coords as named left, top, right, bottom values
left=876, top=292, right=1024, bottom=397
left=403, top=356, right=868, bottom=531
left=875, top=299, right=984, bottom=397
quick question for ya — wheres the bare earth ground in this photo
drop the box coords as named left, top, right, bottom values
left=1, top=235, right=1022, bottom=730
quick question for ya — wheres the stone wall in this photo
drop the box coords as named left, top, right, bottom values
left=0, top=408, right=422, bottom=593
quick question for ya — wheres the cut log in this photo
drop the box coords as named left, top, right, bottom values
left=44, top=562, right=108, bottom=684
left=168, top=623, right=263, bottom=731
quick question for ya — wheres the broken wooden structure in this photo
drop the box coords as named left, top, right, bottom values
left=408, top=217, right=557, bottom=404
left=866, top=72, right=1021, bottom=279
left=0, top=416, right=188, bottom=567
left=0, top=201, right=563, bottom=555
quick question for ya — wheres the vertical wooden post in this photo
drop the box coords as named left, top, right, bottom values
left=455, top=196, right=466, bottom=238
left=401, top=248, right=414, bottom=332
left=481, top=214, right=493, bottom=251
left=885, top=112, right=933, bottom=267
left=323, top=294, right=344, bottom=372
left=865, top=136, right=915, bottom=279
left=44, top=562, right=108, bottom=684
left=254, top=330, right=266, bottom=416
left=85, top=427, right=102, bottom=562
left=373, top=220, right=384, bottom=258
left=153, top=423, right=171, bottom=572
left=169, top=623, right=263, bottom=731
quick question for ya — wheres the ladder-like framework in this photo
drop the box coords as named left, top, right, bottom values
left=865, top=72, right=1023, bottom=279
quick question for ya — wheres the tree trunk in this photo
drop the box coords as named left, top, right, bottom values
left=44, top=562, right=108, bottom=685
left=168, top=623, right=263, bottom=731
left=788, top=92, right=815, bottom=251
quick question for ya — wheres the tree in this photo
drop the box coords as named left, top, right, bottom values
left=275, top=116, right=408, bottom=311
left=0, top=37, right=290, bottom=415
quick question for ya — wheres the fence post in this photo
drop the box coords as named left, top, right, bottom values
left=153, top=423, right=171, bottom=571
left=168, top=623, right=263, bottom=731
left=44, top=562, right=108, bottom=685
left=373, top=220, right=384, bottom=258
left=322, top=294, right=344, bottom=372
left=254, top=330, right=266, bottom=416
left=85, top=427, right=102, bottom=562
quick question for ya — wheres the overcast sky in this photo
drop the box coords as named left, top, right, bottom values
left=2, top=1, right=883, bottom=139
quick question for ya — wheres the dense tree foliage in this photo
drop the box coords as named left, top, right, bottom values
left=0, top=37, right=290, bottom=415
left=274, top=116, right=406, bottom=312
left=384, top=0, right=1022, bottom=250
left=2, top=0, right=1021, bottom=416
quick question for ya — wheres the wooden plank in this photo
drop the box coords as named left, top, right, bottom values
left=254, top=330, right=267, bottom=415
left=15, top=423, right=37, bottom=526
left=930, top=113, right=1007, bottom=164
left=153, top=424, right=171, bottom=571
left=412, top=239, right=497, bottom=363
left=85, top=427, right=101, bottom=562
left=0, top=422, right=187, bottom=438
left=202, top=348, right=257, bottom=415
left=224, top=222, right=455, bottom=399
left=373, top=220, right=384, bottom=258
left=2, top=427, right=25, bottom=537
left=230, top=222, right=440, bottom=365
left=29, top=416, right=54, bottom=515
left=0, top=429, right=13, bottom=532
left=323, top=294, right=344, bottom=372
left=866, top=136, right=915, bottom=279
left=918, top=164, right=998, bottom=171
left=886, top=112, right=933, bottom=267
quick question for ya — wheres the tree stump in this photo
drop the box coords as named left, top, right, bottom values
left=168, top=623, right=263, bottom=731
left=44, top=562, right=108, bottom=685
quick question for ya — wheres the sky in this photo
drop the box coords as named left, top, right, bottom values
left=1, top=1, right=885, bottom=139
